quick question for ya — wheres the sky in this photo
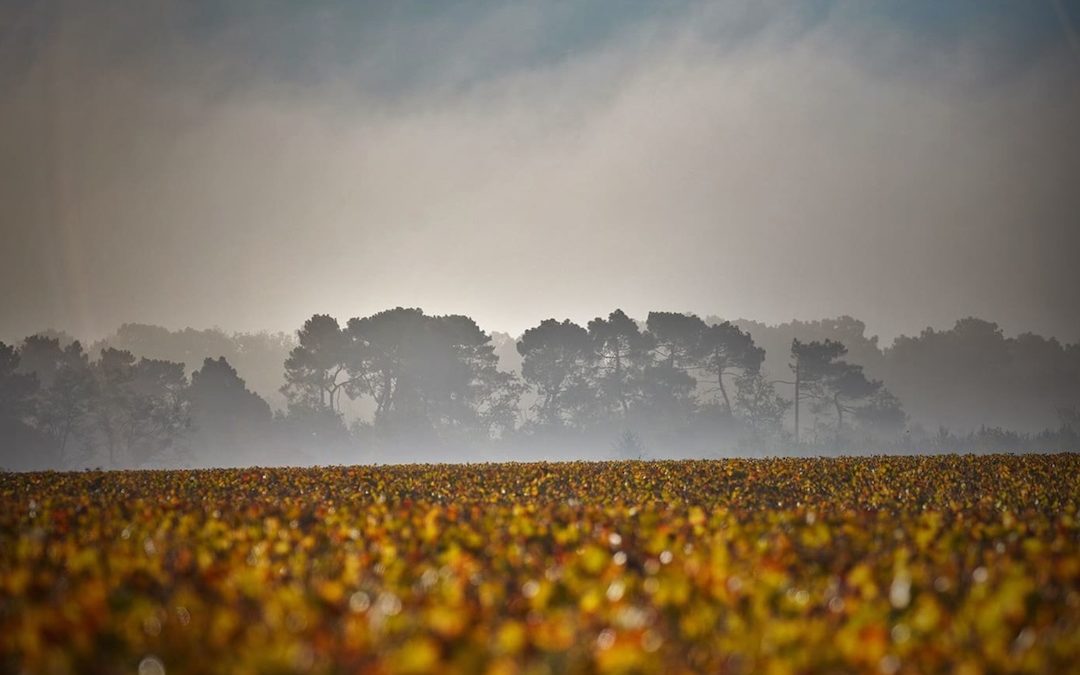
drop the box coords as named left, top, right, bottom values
left=2, top=0, right=1079, bottom=346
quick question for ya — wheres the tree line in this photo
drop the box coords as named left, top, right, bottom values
left=2, top=309, right=1077, bottom=470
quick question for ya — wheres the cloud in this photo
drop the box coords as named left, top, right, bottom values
left=1, top=0, right=1078, bottom=344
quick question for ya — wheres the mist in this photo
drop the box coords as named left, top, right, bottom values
left=2, top=306, right=1078, bottom=472
left=2, top=1, right=1079, bottom=346
left=2, top=2, right=1080, bottom=470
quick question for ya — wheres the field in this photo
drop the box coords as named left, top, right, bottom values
left=2, top=455, right=1078, bottom=674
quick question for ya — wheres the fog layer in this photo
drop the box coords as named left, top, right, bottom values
left=2, top=1, right=1079, bottom=344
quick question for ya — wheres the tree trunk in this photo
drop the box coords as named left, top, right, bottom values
left=614, top=348, right=628, bottom=417
left=58, top=412, right=73, bottom=467
left=378, top=372, right=391, bottom=415
left=794, top=361, right=801, bottom=445
left=835, top=393, right=843, bottom=442
left=543, top=390, right=557, bottom=425
left=717, top=368, right=732, bottom=415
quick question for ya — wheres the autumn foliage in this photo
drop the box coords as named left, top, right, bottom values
left=2, top=454, right=1078, bottom=673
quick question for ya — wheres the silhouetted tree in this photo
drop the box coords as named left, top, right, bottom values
left=0, top=342, right=37, bottom=426
left=646, top=312, right=706, bottom=369
left=791, top=339, right=900, bottom=443
left=88, top=349, right=188, bottom=467
left=16, top=335, right=67, bottom=389
left=6, top=309, right=1077, bottom=466
left=700, top=321, right=764, bottom=415
left=588, top=309, right=653, bottom=418
left=731, top=315, right=885, bottom=379
left=437, top=315, right=523, bottom=438
left=282, top=315, right=351, bottom=414
left=517, top=319, right=597, bottom=429
left=343, top=308, right=426, bottom=424
left=820, top=361, right=882, bottom=440
left=733, top=372, right=789, bottom=440
left=0, top=342, right=41, bottom=469
left=187, top=357, right=272, bottom=463
left=639, top=312, right=703, bottom=423
left=94, top=323, right=294, bottom=411
left=180, top=358, right=274, bottom=462
left=638, top=360, right=698, bottom=426
left=89, top=348, right=134, bottom=467
left=883, top=318, right=1078, bottom=433
left=790, top=339, right=846, bottom=444
left=130, top=358, right=189, bottom=458
left=345, top=308, right=522, bottom=439
left=31, top=340, right=94, bottom=465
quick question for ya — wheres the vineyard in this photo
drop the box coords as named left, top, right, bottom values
left=2, top=455, right=1078, bottom=673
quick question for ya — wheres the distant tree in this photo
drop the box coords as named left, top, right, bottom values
left=276, top=403, right=350, bottom=449
left=517, top=319, right=598, bottom=429
left=855, top=389, right=907, bottom=437
left=0, top=342, right=41, bottom=469
left=640, top=312, right=704, bottom=422
left=230, top=331, right=295, bottom=410
left=436, top=315, right=524, bottom=438
left=27, top=329, right=77, bottom=347
left=1035, top=407, right=1080, bottom=451
left=588, top=309, right=653, bottom=418
left=282, top=315, right=351, bottom=414
left=130, top=358, right=189, bottom=459
left=884, top=318, right=1078, bottom=433
left=16, top=335, right=67, bottom=389
left=343, top=308, right=427, bottom=424
left=699, top=321, right=764, bottom=415
left=646, top=312, right=706, bottom=369
left=344, top=308, right=522, bottom=439
left=638, top=360, right=698, bottom=425
left=88, top=349, right=189, bottom=467
left=821, top=361, right=883, bottom=439
left=94, top=323, right=295, bottom=411
left=92, top=324, right=183, bottom=361
left=791, top=339, right=896, bottom=442
left=729, top=315, right=885, bottom=383
left=88, top=348, right=135, bottom=467
left=733, top=372, right=789, bottom=440
left=790, top=339, right=847, bottom=444
left=0, top=342, right=37, bottom=427
left=30, top=340, right=94, bottom=465
left=189, top=357, right=272, bottom=440
left=968, top=425, right=1025, bottom=453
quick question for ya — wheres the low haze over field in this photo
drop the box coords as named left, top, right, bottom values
left=2, top=0, right=1080, bottom=343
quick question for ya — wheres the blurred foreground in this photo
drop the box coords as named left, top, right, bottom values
left=2, top=454, right=1078, bottom=673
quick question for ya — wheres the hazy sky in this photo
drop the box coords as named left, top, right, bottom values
left=2, top=0, right=1079, bottom=345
